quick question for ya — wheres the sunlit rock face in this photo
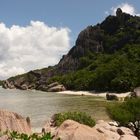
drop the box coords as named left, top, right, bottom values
left=0, top=110, right=32, bottom=134
left=43, top=119, right=138, bottom=140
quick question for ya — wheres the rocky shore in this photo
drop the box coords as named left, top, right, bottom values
left=0, top=110, right=31, bottom=140
left=0, top=109, right=138, bottom=140
left=44, top=119, right=138, bottom=140
left=3, top=80, right=66, bottom=92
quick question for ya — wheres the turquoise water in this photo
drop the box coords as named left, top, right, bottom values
left=0, top=87, right=109, bottom=131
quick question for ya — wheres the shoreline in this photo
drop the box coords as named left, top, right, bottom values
left=0, top=86, right=131, bottom=98
left=57, top=90, right=131, bottom=98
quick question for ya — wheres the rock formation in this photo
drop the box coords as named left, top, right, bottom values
left=3, top=78, right=66, bottom=92
left=54, top=120, right=105, bottom=140
left=0, top=110, right=32, bottom=134
left=43, top=119, right=138, bottom=140
left=47, top=82, right=66, bottom=92
left=0, top=109, right=139, bottom=140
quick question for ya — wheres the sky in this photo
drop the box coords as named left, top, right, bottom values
left=0, top=0, right=140, bottom=79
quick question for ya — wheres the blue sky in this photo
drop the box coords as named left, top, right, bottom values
left=0, top=0, right=140, bottom=41
left=0, top=0, right=140, bottom=79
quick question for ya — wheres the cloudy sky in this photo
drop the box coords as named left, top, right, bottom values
left=0, top=0, right=140, bottom=79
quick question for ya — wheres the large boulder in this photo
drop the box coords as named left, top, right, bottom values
left=54, top=120, right=105, bottom=140
left=43, top=119, right=138, bottom=140
left=47, top=82, right=60, bottom=89
left=0, top=110, right=31, bottom=134
left=95, top=120, right=138, bottom=140
left=47, top=82, right=66, bottom=92
left=95, top=120, right=120, bottom=140
left=47, top=85, right=66, bottom=92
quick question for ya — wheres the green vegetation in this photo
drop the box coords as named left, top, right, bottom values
left=47, top=13, right=140, bottom=92
left=107, top=98, right=140, bottom=138
left=0, top=131, right=60, bottom=140
left=48, top=44, right=140, bottom=92
left=53, top=111, right=96, bottom=127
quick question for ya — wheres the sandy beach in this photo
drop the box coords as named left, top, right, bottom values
left=57, top=90, right=131, bottom=98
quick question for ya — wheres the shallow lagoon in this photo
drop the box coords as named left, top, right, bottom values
left=0, top=87, right=110, bottom=131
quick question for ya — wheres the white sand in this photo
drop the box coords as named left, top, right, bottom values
left=57, top=90, right=131, bottom=98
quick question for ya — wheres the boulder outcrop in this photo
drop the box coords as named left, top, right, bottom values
left=47, top=82, right=66, bottom=92
left=2, top=80, right=15, bottom=89
left=3, top=79, right=66, bottom=92
left=0, top=110, right=31, bottom=134
left=95, top=120, right=138, bottom=140
left=53, top=120, right=105, bottom=140
left=43, top=119, right=138, bottom=140
left=0, top=109, right=138, bottom=140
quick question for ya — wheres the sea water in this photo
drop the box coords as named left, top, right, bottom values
left=0, top=87, right=109, bottom=131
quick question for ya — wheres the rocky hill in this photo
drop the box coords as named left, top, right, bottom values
left=2, top=8, right=140, bottom=92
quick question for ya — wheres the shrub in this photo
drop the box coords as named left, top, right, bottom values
left=0, top=131, right=60, bottom=140
left=0, top=80, right=3, bottom=86
left=53, top=112, right=96, bottom=127
left=107, top=98, right=140, bottom=138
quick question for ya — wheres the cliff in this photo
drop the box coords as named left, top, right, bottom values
left=2, top=8, right=140, bottom=92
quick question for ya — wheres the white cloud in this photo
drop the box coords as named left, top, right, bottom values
left=0, top=21, right=71, bottom=79
left=111, top=3, right=139, bottom=16
left=105, top=3, right=140, bottom=16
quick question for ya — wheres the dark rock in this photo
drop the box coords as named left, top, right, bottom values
left=116, top=8, right=123, bottom=17
left=117, top=128, right=125, bottom=135
left=106, top=93, right=118, bottom=101
left=26, top=117, right=31, bottom=128
left=101, top=15, right=120, bottom=34
left=57, top=25, right=104, bottom=74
